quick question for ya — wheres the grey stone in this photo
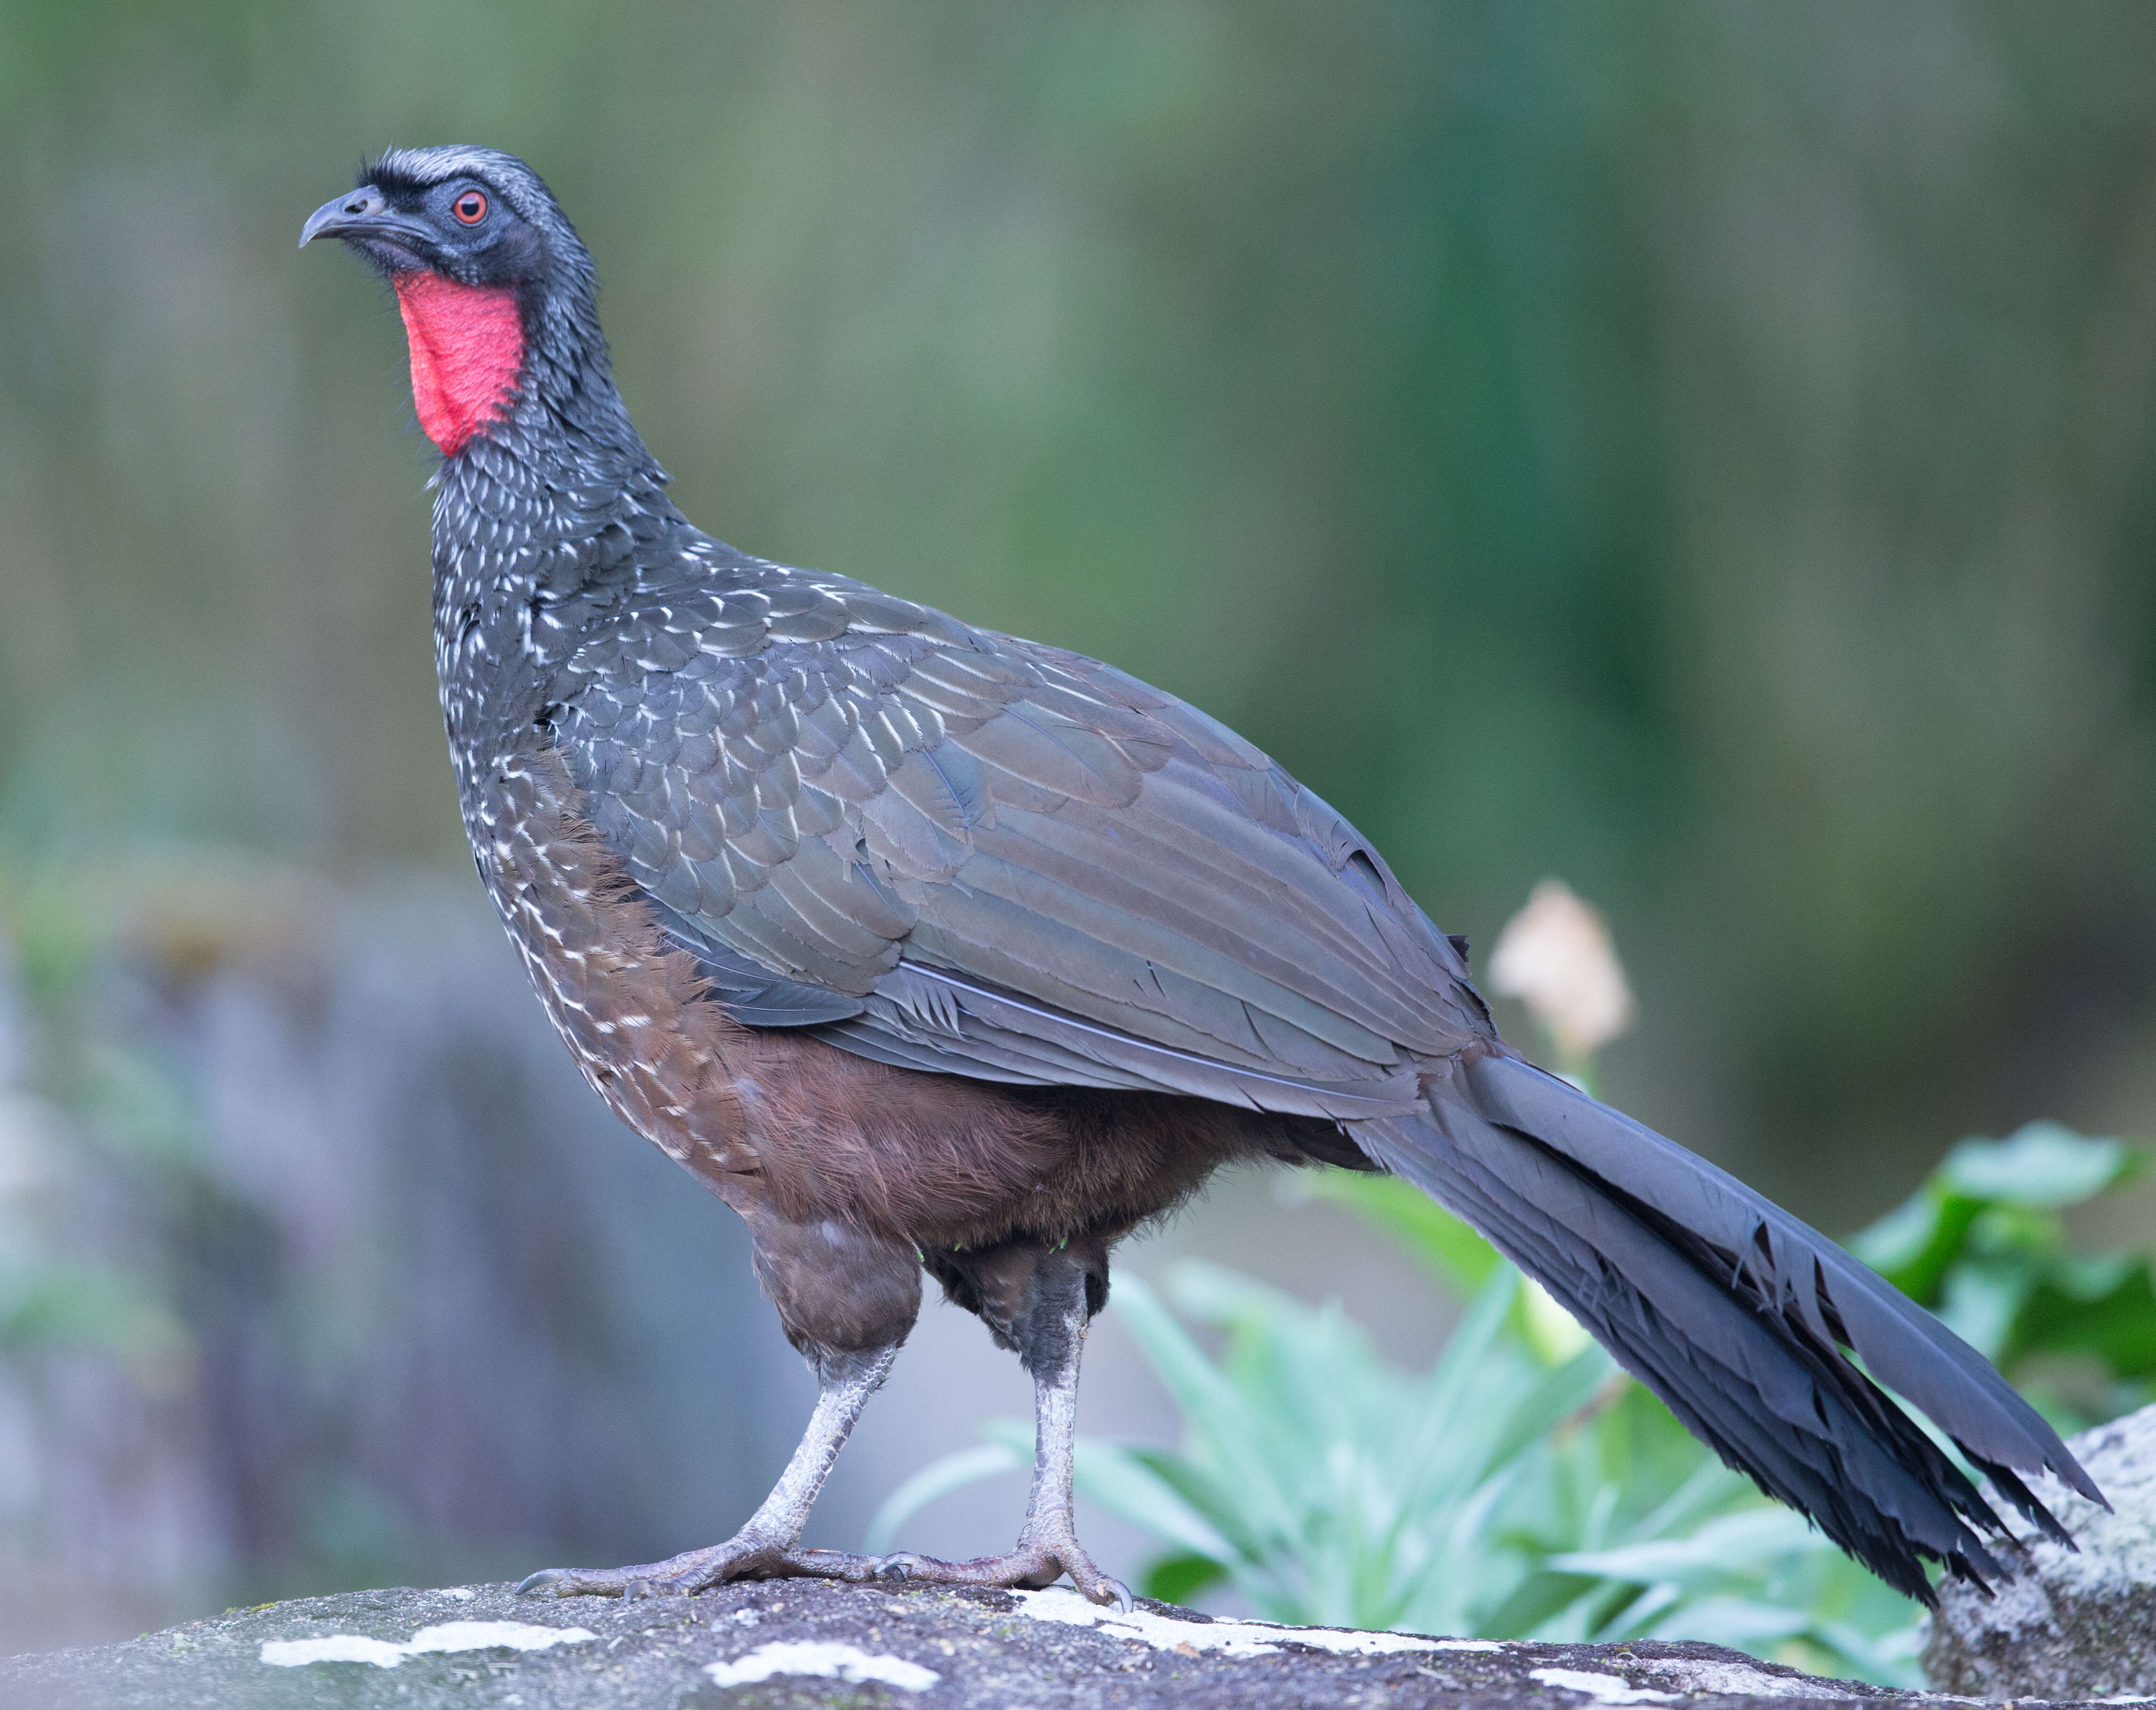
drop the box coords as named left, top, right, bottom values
left=0, top=1578, right=1958, bottom=1708
left=0, top=1577, right=2004, bottom=1710
left=1924, top=1400, right=2156, bottom=1700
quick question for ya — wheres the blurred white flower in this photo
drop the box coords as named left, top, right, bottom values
left=1487, top=881, right=1635, bottom=1065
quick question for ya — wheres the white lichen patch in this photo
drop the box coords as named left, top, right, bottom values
left=260, top=1634, right=408, bottom=1669
left=1012, top=1586, right=1499, bottom=1659
left=1636, top=1659, right=1815, bottom=1698
left=260, top=1620, right=596, bottom=1669
left=704, top=1640, right=941, bottom=1693
left=1528, top=1665, right=1677, bottom=1703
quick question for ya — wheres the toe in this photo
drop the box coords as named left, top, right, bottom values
left=772, top=1549, right=880, bottom=1584
left=516, top=1564, right=673, bottom=1599
left=1055, top=1550, right=1135, bottom=1611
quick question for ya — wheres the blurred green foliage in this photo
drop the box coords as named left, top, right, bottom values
left=1850, top=1124, right=2155, bottom=1427
left=1110, top=1264, right=1918, bottom=1684
left=0, top=878, right=217, bottom=1394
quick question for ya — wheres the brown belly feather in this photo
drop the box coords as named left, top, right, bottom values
left=476, top=744, right=1316, bottom=1253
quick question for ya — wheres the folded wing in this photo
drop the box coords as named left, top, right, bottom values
left=553, top=557, right=1481, bottom=1116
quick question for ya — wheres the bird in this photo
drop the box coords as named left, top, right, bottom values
left=300, top=146, right=2099, bottom=1611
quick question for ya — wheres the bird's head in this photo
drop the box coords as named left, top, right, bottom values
left=301, top=147, right=610, bottom=457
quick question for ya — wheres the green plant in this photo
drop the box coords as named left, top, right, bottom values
left=1848, top=1122, right=2154, bottom=1430
left=1306, top=1121, right=2152, bottom=1678
left=874, top=1263, right=1614, bottom=1633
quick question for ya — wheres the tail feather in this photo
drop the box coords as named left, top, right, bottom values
left=1354, top=1048, right=2099, bottom=1603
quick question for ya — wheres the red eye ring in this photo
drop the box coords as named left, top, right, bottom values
left=453, top=190, right=488, bottom=224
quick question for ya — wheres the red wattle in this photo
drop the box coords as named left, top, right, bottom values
left=391, top=273, right=524, bottom=455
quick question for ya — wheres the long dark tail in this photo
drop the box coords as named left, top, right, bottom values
left=1354, top=1048, right=2102, bottom=1603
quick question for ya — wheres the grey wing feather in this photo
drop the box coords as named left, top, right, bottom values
left=648, top=902, right=866, bottom=1028
left=554, top=551, right=1482, bottom=1114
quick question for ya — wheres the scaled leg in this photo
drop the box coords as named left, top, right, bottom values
left=876, top=1242, right=1133, bottom=1609
left=522, top=1207, right=920, bottom=1599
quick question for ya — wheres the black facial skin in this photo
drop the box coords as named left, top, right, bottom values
left=298, top=169, right=544, bottom=288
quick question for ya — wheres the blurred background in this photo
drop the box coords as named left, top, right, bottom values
left=1, top=0, right=2154, bottom=1657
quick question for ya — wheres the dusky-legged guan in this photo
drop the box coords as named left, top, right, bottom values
left=300, top=148, right=2098, bottom=1610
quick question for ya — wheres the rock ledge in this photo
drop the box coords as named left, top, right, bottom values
left=0, top=1576, right=2113, bottom=1710
left=1926, top=1401, right=2156, bottom=1701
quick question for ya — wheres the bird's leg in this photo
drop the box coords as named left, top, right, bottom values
left=522, top=1206, right=923, bottom=1599
left=519, top=1344, right=899, bottom=1599
left=876, top=1246, right=1133, bottom=1610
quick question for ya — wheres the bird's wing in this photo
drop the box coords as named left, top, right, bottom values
left=554, top=555, right=1484, bottom=1120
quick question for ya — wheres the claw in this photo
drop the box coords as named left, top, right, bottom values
left=1098, top=1576, right=1135, bottom=1614
left=872, top=1551, right=927, bottom=1582
left=516, top=1569, right=569, bottom=1597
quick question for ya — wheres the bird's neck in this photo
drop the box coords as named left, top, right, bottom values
left=424, top=285, right=697, bottom=771
left=428, top=285, right=681, bottom=580
left=412, top=275, right=667, bottom=498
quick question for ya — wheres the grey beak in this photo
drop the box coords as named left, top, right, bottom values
left=299, top=187, right=435, bottom=251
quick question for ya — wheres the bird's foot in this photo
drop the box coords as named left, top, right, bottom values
left=517, top=1535, right=883, bottom=1600
left=871, top=1533, right=1133, bottom=1612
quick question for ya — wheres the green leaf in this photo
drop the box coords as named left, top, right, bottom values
left=1126, top=1447, right=1266, bottom=1561
left=1935, top=1259, right=2034, bottom=1361
left=1110, top=1273, right=1300, bottom=1549
left=1641, top=1594, right=1816, bottom=1646
left=1301, top=1172, right=1500, bottom=1293
left=1417, top=1265, right=1521, bottom=1424
left=1846, top=1189, right=1947, bottom=1283
left=1477, top=1568, right=1604, bottom=1640
left=2013, top=1262, right=2156, bottom=1376
left=863, top=1441, right=1023, bottom=1554
left=1070, top=1439, right=1237, bottom=1563
left=1141, top=1551, right=1229, bottom=1607
left=1552, top=1507, right=1831, bottom=1584
left=1504, top=1347, right=1616, bottom=1452
left=1940, top=1124, right=2132, bottom=1209
left=1850, top=1124, right=2140, bottom=1306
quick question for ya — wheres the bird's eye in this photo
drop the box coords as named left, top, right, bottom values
left=453, top=190, right=488, bottom=225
